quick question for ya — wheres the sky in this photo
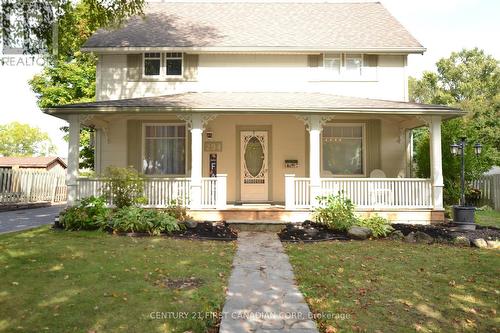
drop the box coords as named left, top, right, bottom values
left=0, top=0, right=498, bottom=158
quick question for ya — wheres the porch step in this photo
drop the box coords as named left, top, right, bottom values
left=226, top=220, right=288, bottom=232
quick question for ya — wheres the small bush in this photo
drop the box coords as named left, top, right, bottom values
left=109, top=206, right=183, bottom=235
left=59, top=196, right=110, bottom=231
left=313, top=193, right=358, bottom=232
left=355, top=214, right=394, bottom=238
left=164, top=199, right=190, bottom=222
left=103, top=166, right=147, bottom=208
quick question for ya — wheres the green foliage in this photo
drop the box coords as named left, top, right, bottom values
left=103, top=166, right=146, bottom=208
left=164, top=199, right=190, bottom=222
left=59, top=126, right=95, bottom=169
left=59, top=196, right=110, bottom=230
left=355, top=214, right=394, bottom=237
left=108, top=206, right=182, bottom=235
left=0, top=122, right=56, bottom=156
left=313, top=193, right=358, bottom=232
left=410, top=48, right=500, bottom=205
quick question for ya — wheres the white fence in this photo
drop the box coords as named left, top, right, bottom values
left=285, top=175, right=433, bottom=209
left=76, top=175, right=226, bottom=209
left=473, top=174, right=500, bottom=210
left=0, top=168, right=67, bottom=204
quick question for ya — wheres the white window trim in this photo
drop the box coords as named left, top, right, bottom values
left=142, top=52, right=162, bottom=78
left=165, top=52, right=184, bottom=78
left=142, top=122, right=188, bottom=176
left=319, top=53, right=377, bottom=82
left=323, top=53, right=342, bottom=77
left=142, top=52, right=184, bottom=79
left=320, top=123, right=367, bottom=178
left=344, top=53, right=364, bottom=78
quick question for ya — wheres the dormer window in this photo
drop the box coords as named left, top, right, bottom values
left=144, top=52, right=161, bottom=76
left=166, top=52, right=183, bottom=76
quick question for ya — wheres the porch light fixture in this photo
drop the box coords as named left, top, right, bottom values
left=449, top=137, right=483, bottom=230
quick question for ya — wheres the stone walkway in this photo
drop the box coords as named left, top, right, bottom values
left=220, top=232, right=319, bottom=333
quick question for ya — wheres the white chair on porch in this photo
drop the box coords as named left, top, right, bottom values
left=369, top=169, right=393, bottom=206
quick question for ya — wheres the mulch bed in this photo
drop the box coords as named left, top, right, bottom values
left=392, top=223, right=500, bottom=241
left=172, top=221, right=238, bottom=241
left=278, top=220, right=349, bottom=242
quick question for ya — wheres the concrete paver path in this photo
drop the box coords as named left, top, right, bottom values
left=220, top=232, right=319, bottom=333
left=0, top=205, right=65, bottom=234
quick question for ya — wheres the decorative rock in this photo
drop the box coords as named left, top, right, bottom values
left=453, top=236, right=471, bottom=247
left=347, top=226, right=373, bottom=240
left=471, top=238, right=488, bottom=248
left=185, top=220, right=198, bottom=229
left=414, top=231, right=434, bottom=244
left=486, top=240, right=500, bottom=249
left=404, top=232, right=416, bottom=243
left=305, top=228, right=319, bottom=237
left=388, top=230, right=404, bottom=240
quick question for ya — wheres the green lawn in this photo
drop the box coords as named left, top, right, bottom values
left=476, top=209, right=500, bottom=228
left=0, top=227, right=236, bottom=333
left=285, top=240, right=500, bottom=333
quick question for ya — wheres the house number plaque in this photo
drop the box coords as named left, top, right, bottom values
left=204, top=141, right=222, bottom=152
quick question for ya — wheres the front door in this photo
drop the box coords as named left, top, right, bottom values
left=240, top=131, right=268, bottom=202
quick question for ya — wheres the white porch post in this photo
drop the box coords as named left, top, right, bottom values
left=284, top=174, right=295, bottom=210
left=430, top=115, right=444, bottom=210
left=190, top=114, right=203, bottom=209
left=309, top=115, right=322, bottom=207
left=66, top=114, right=80, bottom=206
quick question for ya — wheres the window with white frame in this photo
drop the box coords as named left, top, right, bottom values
left=165, top=52, right=183, bottom=76
left=322, top=124, right=364, bottom=175
left=345, top=53, right=363, bottom=76
left=144, top=52, right=161, bottom=76
left=323, top=53, right=341, bottom=76
left=143, top=124, right=186, bottom=175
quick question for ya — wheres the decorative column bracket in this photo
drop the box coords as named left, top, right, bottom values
left=176, top=113, right=217, bottom=130
left=295, top=114, right=336, bottom=131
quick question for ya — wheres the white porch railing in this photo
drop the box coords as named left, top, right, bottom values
left=285, top=175, right=433, bottom=209
left=76, top=174, right=227, bottom=209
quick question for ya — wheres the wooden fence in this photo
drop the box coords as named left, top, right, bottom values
left=0, top=168, right=67, bottom=204
left=472, top=174, right=500, bottom=210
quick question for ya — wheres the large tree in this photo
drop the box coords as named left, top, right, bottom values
left=409, top=48, right=500, bottom=204
left=25, top=0, right=144, bottom=169
left=0, top=122, right=56, bottom=156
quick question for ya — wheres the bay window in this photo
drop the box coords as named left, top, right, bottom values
left=143, top=124, right=186, bottom=175
left=322, top=124, right=364, bottom=176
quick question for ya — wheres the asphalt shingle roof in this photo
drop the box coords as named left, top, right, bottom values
left=46, top=92, right=460, bottom=114
left=0, top=157, right=67, bottom=168
left=83, top=2, right=424, bottom=51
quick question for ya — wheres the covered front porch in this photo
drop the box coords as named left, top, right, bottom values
left=45, top=92, right=463, bottom=223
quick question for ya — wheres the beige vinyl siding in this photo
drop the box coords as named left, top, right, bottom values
left=126, top=54, right=142, bottom=81
left=307, top=54, right=323, bottom=67
left=366, top=119, right=381, bottom=174
left=183, top=54, right=199, bottom=81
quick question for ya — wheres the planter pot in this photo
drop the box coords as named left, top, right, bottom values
left=452, top=205, right=476, bottom=230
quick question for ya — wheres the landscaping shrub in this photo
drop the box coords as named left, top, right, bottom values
left=103, top=166, right=147, bottom=208
left=355, top=214, right=394, bottom=237
left=164, top=199, right=190, bottom=222
left=109, top=206, right=182, bottom=235
left=59, top=196, right=110, bottom=231
left=313, top=193, right=358, bottom=232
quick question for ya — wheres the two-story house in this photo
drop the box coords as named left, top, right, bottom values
left=45, top=2, right=463, bottom=223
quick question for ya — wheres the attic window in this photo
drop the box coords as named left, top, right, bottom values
left=166, top=52, right=183, bottom=76
left=144, top=53, right=161, bottom=76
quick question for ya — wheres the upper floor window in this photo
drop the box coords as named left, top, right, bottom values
left=144, top=52, right=161, bottom=76
left=143, top=52, right=183, bottom=77
left=345, top=53, right=362, bottom=76
left=166, top=52, right=183, bottom=76
left=324, top=53, right=341, bottom=76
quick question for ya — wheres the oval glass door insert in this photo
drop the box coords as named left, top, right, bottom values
left=244, top=136, right=264, bottom=177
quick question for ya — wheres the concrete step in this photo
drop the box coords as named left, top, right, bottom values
left=226, top=219, right=288, bottom=232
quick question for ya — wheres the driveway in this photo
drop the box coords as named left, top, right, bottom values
left=0, top=205, right=66, bottom=234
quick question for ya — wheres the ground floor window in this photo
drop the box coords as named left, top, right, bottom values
left=143, top=124, right=186, bottom=175
left=322, top=124, right=364, bottom=175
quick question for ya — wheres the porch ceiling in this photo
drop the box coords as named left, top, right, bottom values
left=44, top=92, right=464, bottom=119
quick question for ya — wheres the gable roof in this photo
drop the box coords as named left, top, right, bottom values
left=0, top=156, right=67, bottom=169
left=44, top=92, right=462, bottom=118
left=83, top=2, right=424, bottom=53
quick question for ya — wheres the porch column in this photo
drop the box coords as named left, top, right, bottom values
left=429, top=115, right=444, bottom=210
left=190, top=114, right=203, bottom=209
left=309, top=115, right=322, bottom=207
left=66, top=114, right=80, bottom=206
